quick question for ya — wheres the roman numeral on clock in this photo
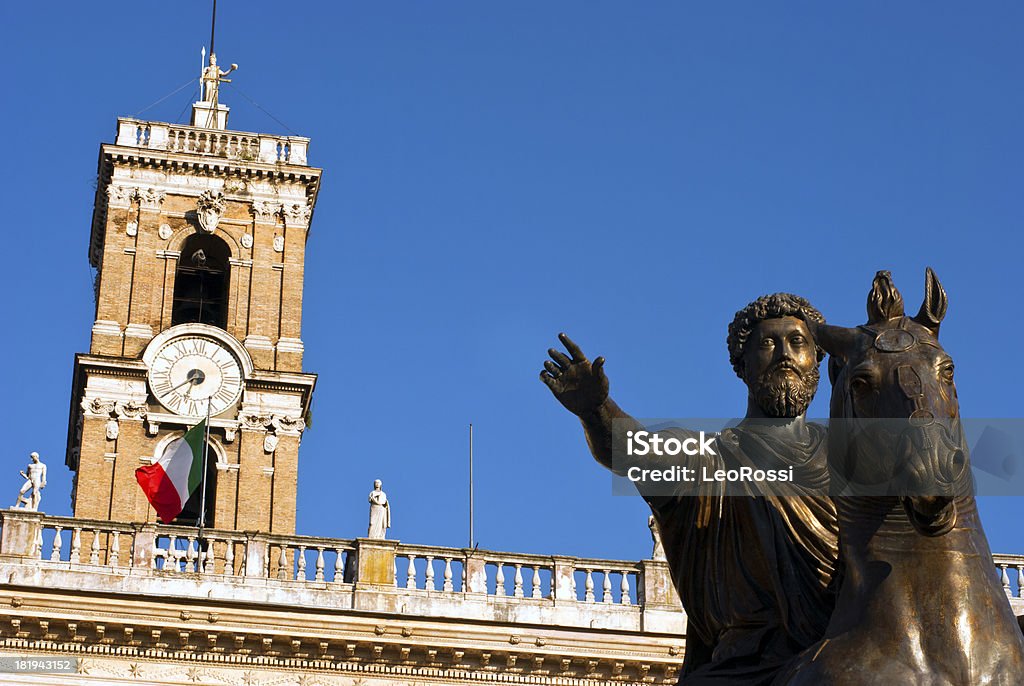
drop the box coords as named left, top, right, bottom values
left=214, top=387, right=235, bottom=404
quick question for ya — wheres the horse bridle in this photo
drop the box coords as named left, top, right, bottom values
left=856, top=317, right=943, bottom=426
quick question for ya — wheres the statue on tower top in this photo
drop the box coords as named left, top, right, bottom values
left=201, top=53, right=237, bottom=105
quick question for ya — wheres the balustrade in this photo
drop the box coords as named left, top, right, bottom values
left=114, top=117, right=309, bottom=165
left=994, top=554, right=1024, bottom=599
left=7, top=512, right=1018, bottom=623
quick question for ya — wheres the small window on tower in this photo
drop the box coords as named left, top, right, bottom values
left=171, top=234, right=231, bottom=329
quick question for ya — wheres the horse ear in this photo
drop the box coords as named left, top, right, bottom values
left=913, top=267, right=947, bottom=336
left=866, top=270, right=905, bottom=324
left=808, top=321, right=859, bottom=361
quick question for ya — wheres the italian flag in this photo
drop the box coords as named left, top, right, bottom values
left=135, top=419, right=206, bottom=523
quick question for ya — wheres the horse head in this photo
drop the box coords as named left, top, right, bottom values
left=812, top=268, right=969, bottom=535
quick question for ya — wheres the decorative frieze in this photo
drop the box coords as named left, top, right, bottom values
left=138, top=188, right=166, bottom=211
left=82, top=397, right=116, bottom=417
left=239, top=413, right=272, bottom=431
left=250, top=201, right=282, bottom=223
left=106, top=184, right=134, bottom=208
left=116, top=400, right=148, bottom=420
left=271, top=414, right=306, bottom=435
left=104, top=186, right=166, bottom=211
left=283, top=202, right=312, bottom=227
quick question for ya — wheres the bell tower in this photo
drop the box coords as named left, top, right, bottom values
left=65, top=56, right=322, bottom=534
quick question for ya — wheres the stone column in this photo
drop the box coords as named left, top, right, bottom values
left=464, top=550, right=487, bottom=594
left=132, top=524, right=157, bottom=569
left=0, top=511, right=43, bottom=559
left=353, top=538, right=399, bottom=587
left=551, top=556, right=577, bottom=602
left=639, top=558, right=686, bottom=635
left=243, top=532, right=269, bottom=579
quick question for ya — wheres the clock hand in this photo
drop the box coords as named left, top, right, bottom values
left=168, top=376, right=196, bottom=393
left=166, top=369, right=206, bottom=395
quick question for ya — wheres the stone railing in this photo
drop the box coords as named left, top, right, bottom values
left=395, top=544, right=643, bottom=604
left=995, top=553, right=1024, bottom=600
left=3, top=511, right=1017, bottom=634
left=0, top=511, right=681, bottom=634
left=114, top=117, right=309, bottom=166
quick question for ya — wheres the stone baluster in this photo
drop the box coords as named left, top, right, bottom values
left=602, top=569, right=612, bottom=603
left=495, top=562, right=506, bottom=597
left=167, top=535, right=178, bottom=571
left=50, top=527, right=63, bottom=562
left=296, top=545, right=307, bottom=581
left=224, top=540, right=235, bottom=576
left=1001, top=564, right=1012, bottom=597
left=277, top=546, right=288, bottom=580
left=315, top=548, right=325, bottom=582
left=1018, top=565, right=1024, bottom=599
left=425, top=555, right=435, bottom=590
left=187, top=537, right=198, bottom=573
left=443, top=558, right=454, bottom=592
left=70, top=528, right=81, bottom=564
left=90, top=530, right=101, bottom=565
left=531, top=566, right=543, bottom=599
left=406, top=555, right=417, bottom=589
left=334, top=548, right=345, bottom=583
left=32, top=529, right=43, bottom=559
left=514, top=564, right=524, bottom=598
left=109, top=531, right=120, bottom=567
left=584, top=569, right=595, bottom=602
left=204, top=539, right=216, bottom=574
left=620, top=571, right=631, bottom=605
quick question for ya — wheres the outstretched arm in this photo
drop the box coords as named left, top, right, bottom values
left=540, top=333, right=643, bottom=474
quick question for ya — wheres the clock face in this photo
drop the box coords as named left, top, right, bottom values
left=148, top=336, right=243, bottom=416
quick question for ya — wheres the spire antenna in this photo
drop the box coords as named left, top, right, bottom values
left=193, top=0, right=236, bottom=130
left=209, top=0, right=218, bottom=60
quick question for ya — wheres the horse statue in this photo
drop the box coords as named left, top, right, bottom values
left=780, top=269, right=1024, bottom=684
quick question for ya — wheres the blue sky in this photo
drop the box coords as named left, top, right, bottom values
left=2, top=2, right=1022, bottom=560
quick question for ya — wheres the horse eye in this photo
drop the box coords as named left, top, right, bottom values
left=940, top=363, right=955, bottom=383
left=850, top=377, right=871, bottom=395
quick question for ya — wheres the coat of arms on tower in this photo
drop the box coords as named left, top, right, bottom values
left=196, top=190, right=226, bottom=233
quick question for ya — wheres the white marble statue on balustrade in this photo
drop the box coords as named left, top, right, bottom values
left=13, top=452, right=46, bottom=511
left=648, top=514, right=665, bottom=560
left=367, top=479, right=391, bottom=539
left=202, top=54, right=238, bottom=104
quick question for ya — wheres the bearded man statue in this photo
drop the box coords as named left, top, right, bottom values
left=541, top=293, right=840, bottom=685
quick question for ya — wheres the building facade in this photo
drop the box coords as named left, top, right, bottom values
left=0, top=56, right=1020, bottom=686
left=66, top=91, right=320, bottom=535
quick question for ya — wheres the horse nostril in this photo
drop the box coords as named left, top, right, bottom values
left=946, top=449, right=967, bottom=482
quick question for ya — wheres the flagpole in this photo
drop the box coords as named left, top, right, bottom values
left=197, top=395, right=212, bottom=561
left=469, top=423, right=474, bottom=549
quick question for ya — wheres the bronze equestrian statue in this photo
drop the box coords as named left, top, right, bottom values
left=780, top=269, right=1024, bottom=684
left=542, top=294, right=840, bottom=685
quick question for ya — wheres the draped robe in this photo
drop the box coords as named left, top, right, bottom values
left=645, top=423, right=839, bottom=685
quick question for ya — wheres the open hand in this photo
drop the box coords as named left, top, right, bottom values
left=540, top=333, right=609, bottom=417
